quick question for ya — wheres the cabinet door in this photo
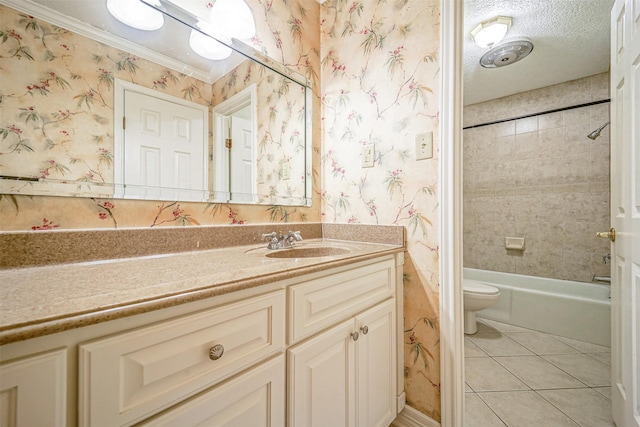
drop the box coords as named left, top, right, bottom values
left=138, top=355, right=285, bottom=427
left=355, top=299, right=397, bottom=427
left=0, top=349, right=66, bottom=427
left=288, top=319, right=356, bottom=427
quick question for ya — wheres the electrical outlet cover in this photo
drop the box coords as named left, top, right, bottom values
left=416, top=132, right=433, bottom=160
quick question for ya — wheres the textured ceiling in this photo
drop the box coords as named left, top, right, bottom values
left=464, top=0, right=613, bottom=105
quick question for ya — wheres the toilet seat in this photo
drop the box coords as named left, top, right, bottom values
left=463, top=279, right=499, bottom=296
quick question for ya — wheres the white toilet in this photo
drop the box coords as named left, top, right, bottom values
left=463, top=279, right=500, bottom=335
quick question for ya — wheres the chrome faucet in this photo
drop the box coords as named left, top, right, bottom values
left=261, top=231, right=303, bottom=250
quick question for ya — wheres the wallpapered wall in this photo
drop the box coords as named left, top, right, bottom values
left=0, top=0, right=444, bottom=420
left=463, top=74, right=611, bottom=283
left=320, top=0, right=442, bottom=419
left=0, top=1, right=321, bottom=229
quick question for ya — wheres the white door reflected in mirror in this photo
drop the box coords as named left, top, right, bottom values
left=114, top=80, right=209, bottom=202
left=213, top=84, right=258, bottom=204
left=229, top=115, right=256, bottom=203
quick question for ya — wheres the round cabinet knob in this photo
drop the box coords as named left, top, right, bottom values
left=360, top=325, right=369, bottom=335
left=350, top=331, right=360, bottom=341
left=209, top=344, right=224, bottom=361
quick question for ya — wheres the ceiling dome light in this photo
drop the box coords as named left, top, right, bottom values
left=189, top=29, right=232, bottom=60
left=210, top=0, right=256, bottom=40
left=107, top=0, right=164, bottom=31
left=471, top=16, right=512, bottom=48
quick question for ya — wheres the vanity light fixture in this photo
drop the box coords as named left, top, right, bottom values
left=471, top=16, right=512, bottom=48
left=209, top=0, right=256, bottom=41
left=189, top=0, right=256, bottom=60
left=189, top=22, right=233, bottom=60
left=106, top=0, right=164, bottom=31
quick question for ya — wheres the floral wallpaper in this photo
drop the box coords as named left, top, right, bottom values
left=0, top=0, right=321, bottom=229
left=320, top=0, right=441, bottom=420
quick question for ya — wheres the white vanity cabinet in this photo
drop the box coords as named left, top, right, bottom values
left=0, top=251, right=403, bottom=427
left=287, top=258, right=398, bottom=427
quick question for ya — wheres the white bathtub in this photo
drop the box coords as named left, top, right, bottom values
left=464, top=268, right=611, bottom=346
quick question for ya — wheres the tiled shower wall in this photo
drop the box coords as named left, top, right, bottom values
left=463, top=73, right=611, bottom=283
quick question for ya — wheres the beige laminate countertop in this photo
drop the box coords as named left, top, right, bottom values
left=0, top=239, right=403, bottom=345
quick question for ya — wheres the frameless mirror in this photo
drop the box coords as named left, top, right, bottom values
left=0, top=0, right=312, bottom=206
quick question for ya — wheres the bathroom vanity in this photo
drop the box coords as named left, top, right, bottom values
left=0, top=225, right=405, bottom=427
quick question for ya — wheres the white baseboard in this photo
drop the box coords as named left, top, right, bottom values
left=392, top=405, right=441, bottom=427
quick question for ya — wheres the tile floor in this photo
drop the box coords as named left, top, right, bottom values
left=465, top=318, right=613, bottom=427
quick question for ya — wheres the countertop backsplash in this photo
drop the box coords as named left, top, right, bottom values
left=0, top=223, right=404, bottom=269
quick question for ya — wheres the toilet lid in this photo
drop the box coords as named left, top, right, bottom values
left=463, top=279, right=500, bottom=296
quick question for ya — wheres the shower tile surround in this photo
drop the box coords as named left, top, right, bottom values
left=463, top=73, right=611, bottom=283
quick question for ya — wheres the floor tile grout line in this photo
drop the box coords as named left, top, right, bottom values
left=490, top=353, right=591, bottom=389
left=509, top=330, right=586, bottom=347
left=467, top=333, right=536, bottom=357
left=583, top=351, right=612, bottom=366
left=472, top=388, right=611, bottom=427
left=538, top=353, right=611, bottom=388
left=490, top=354, right=543, bottom=390
left=472, top=390, right=511, bottom=427
left=532, top=389, right=584, bottom=427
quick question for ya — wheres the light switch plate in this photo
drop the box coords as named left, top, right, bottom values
left=281, top=162, right=290, bottom=180
left=362, top=145, right=375, bottom=168
left=416, top=132, right=433, bottom=160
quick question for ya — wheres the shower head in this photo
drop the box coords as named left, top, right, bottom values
left=587, top=121, right=610, bottom=140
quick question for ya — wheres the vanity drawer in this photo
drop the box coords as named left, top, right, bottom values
left=289, top=257, right=395, bottom=343
left=79, top=290, right=285, bottom=427
left=137, top=355, right=285, bottom=427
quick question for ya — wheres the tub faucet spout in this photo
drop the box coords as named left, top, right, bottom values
left=592, top=275, right=611, bottom=284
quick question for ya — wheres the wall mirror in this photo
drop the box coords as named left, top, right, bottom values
left=0, top=0, right=312, bottom=206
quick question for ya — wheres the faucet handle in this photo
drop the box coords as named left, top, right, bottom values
left=262, top=231, right=277, bottom=241
left=262, top=231, right=281, bottom=250
left=288, top=231, right=303, bottom=241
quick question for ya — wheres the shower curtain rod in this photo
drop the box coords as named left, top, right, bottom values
left=462, top=99, right=611, bottom=130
